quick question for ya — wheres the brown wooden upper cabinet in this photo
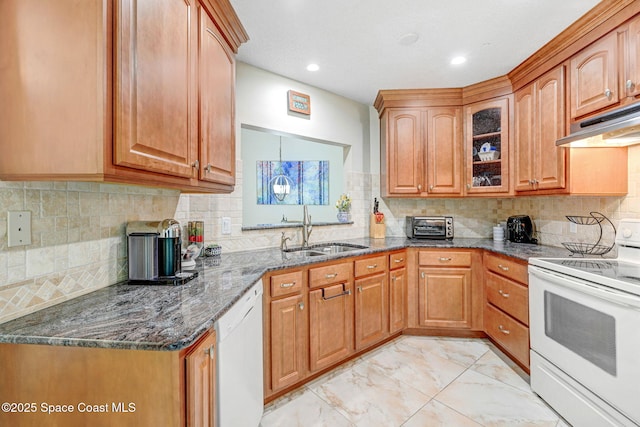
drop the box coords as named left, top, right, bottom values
left=0, top=0, right=247, bottom=193
left=464, top=97, right=511, bottom=195
left=570, top=12, right=640, bottom=120
left=514, top=66, right=566, bottom=192
left=378, top=100, right=463, bottom=198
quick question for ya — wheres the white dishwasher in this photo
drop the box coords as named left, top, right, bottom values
left=215, top=280, right=264, bottom=427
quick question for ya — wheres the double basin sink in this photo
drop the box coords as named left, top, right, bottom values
left=283, top=243, right=368, bottom=257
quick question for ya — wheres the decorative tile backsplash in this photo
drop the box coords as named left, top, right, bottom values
left=1, top=147, right=639, bottom=323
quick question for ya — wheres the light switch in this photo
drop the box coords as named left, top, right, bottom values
left=8, top=211, right=32, bottom=247
left=222, top=217, right=231, bottom=235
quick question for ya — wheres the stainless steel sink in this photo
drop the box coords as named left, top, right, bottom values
left=311, top=243, right=368, bottom=254
left=283, top=242, right=368, bottom=256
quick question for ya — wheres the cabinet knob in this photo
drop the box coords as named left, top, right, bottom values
left=498, top=325, right=510, bottom=335
left=417, top=184, right=422, bottom=191
left=604, top=88, right=612, bottom=99
left=429, top=185, right=434, bottom=191
left=627, top=80, right=635, bottom=91
left=466, top=183, right=471, bottom=189
left=298, top=302, right=304, bottom=310
left=204, top=344, right=215, bottom=360
left=391, top=275, right=396, bottom=282
left=420, top=271, right=425, bottom=279
left=192, top=160, right=200, bottom=169
left=357, top=286, right=363, bottom=293
left=204, top=163, right=213, bottom=173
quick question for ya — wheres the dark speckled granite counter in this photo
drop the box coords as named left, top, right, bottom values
left=0, top=237, right=569, bottom=351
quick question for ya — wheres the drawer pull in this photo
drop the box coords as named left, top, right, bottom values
left=439, top=257, right=452, bottom=262
left=298, top=302, right=304, bottom=310
left=391, top=275, right=396, bottom=282
left=325, top=273, right=338, bottom=279
left=357, top=286, right=363, bottom=293
left=321, top=284, right=351, bottom=301
left=498, top=289, right=510, bottom=298
left=280, top=281, right=296, bottom=288
left=394, top=258, right=404, bottom=263
left=498, top=325, right=510, bottom=335
left=497, top=264, right=509, bottom=271
left=367, top=264, right=378, bottom=269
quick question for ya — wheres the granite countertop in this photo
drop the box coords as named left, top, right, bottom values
left=0, top=237, right=570, bottom=352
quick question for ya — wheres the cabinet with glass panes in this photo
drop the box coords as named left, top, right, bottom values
left=464, top=97, right=510, bottom=194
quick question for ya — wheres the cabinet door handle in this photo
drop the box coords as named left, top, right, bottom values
left=391, top=275, right=396, bottom=282
left=439, top=257, right=452, bottom=262
left=298, top=302, right=304, bottom=310
left=280, top=281, right=296, bottom=288
left=421, top=271, right=425, bottom=279
left=417, top=184, right=422, bottom=191
left=394, top=258, right=404, bottom=263
left=325, top=273, right=338, bottom=279
left=321, top=284, right=351, bottom=300
left=357, top=286, right=363, bottom=293
left=191, top=160, right=200, bottom=169
left=626, top=80, right=635, bottom=91
left=429, top=185, right=434, bottom=191
left=604, top=88, right=612, bottom=99
left=366, top=264, right=378, bottom=269
left=497, top=264, right=509, bottom=271
left=204, top=163, right=213, bottom=173
left=466, top=183, right=471, bottom=189
left=204, top=344, right=215, bottom=360
left=498, top=289, right=510, bottom=298
left=498, top=325, right=510, bottom=335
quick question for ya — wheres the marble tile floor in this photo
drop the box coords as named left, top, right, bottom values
left=260, top=336, right=569, bottom=427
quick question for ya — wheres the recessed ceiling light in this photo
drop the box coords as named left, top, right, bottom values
left=399, top=33, right=419, bottom=46
left=451, top=56, right=467, bottom=65
left=306, top=63, right=319, bottom=72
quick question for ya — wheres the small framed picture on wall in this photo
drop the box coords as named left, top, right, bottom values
left=288, top=90, right=311, bottom=115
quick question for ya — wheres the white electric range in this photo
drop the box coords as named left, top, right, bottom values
left=528, top=219, right=640, bottom=427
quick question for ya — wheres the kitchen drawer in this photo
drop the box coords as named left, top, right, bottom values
left=485, top=303, right=529, bottom=368
left=309, top=261, right=352, bottom=288
left=389, top=251, right=406, bottom=270
left=270, top=270, right=304, bottom=298
left=486, top=271, right=529, bottom=325
left=354, top=255, right=387, bottom=278
left=419, top=250, right=471, bottom=267
left=484, top=252, right=528, bottom=284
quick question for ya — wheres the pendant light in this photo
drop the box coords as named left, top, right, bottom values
left=270, top=137, right=292, bottom=201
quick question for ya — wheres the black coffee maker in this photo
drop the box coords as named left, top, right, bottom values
left=507, top=215, right=538, bottom=244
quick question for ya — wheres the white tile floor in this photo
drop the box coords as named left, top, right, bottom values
left=260, top=336, right=569, bottom=427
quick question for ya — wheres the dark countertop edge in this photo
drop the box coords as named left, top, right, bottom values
left=0, top=238, right=570, bottom=352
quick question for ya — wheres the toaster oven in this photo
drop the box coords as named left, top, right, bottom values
left=405, top=216, right=454, bottom=240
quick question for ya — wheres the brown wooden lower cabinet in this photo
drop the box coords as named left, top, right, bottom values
left=484, top=304, right=530, bottom=368
left=355, top=272, right=388, bottom=350
left=0, top=330, right=216, bottom=427
left=389, top=266, right=407, bottom=334
left=269, top=294, right=307, bottom=391
left=186, top=330, right=217, bottom=427
left=418, top=267, right=472, bottom=329
left=309, top=282, right=354, bottom=372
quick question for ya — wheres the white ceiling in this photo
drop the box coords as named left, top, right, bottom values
left=229, top=0, right=601, bottom=105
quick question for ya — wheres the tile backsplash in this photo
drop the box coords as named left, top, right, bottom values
left=1, top=147, right=639, bottom=323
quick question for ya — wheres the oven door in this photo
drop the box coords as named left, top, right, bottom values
left=529, top=265, right=640, bottom=423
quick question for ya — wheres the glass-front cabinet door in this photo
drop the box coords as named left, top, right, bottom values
left=464, top=98, right=510, bottom=194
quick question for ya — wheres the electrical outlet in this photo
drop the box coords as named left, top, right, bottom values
left=222, top=217, right=231, bottom=235
left=570, top=222, right=577, bottom=233
left=8, top=211, right=32, bottom=247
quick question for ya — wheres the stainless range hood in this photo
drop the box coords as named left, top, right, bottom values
left=556, top=102, right=640, bottom=147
